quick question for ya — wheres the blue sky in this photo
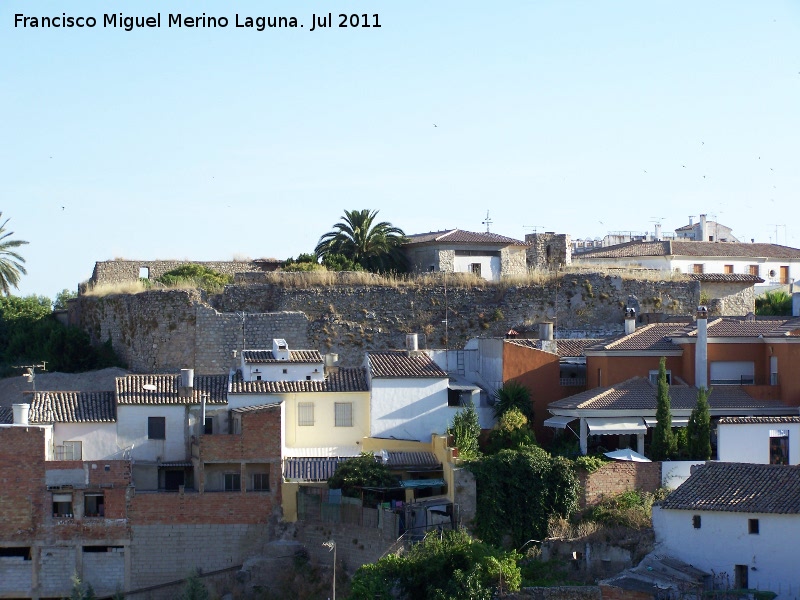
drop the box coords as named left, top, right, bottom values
left=2, top=0, right=799, bottom=301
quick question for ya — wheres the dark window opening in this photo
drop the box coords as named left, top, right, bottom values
left=52, top=494, right=73, bottom=518
left=225, top=473, right=241, bottom=492
left=256, top=375, right=262, bottom=380
left=448, top=389, right=469, bottom=407
left=735, top=564, right=749, bottom=589
left=204, top=417, right=213, bottom=435
left=84, top=494, right=105, bottom=518
left=470, top=263, right=482, bottom=277
left=306, top=375, right=311, bottom=381
left=0, top=547, right=31, bottom=560
left=693, top=515, right=701, bottom=529
left=253, top=473, right=270, bottom=491
left=148, top=416, right=166, bottom=440
left=749, top=519, right=759, bottom=534
left=164, top=469, right=186, bottom=491
left=771, top=435, right=789, bottom=465
left=82, top=546, right=122, bottom=553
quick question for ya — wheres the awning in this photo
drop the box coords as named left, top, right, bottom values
left=400, top=478, right=446, bottom=490
left=544, top=415, right=576, bottom=429
left=284, top=457, right=348, bottom=481
left=586, top=417, right=647, bottom=435
left=643, top=418, right=690, bottom=428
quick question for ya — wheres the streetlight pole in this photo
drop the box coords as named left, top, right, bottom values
left=322, top=540, right=336, bottom=600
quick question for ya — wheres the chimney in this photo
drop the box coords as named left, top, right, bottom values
left=179, top=368, right=194, bottom=398
left=654, top=223, right=662, bottom=242
left=324, top=353, right=340, bottom=375
left=695, top=306, right=709, bottom=389
left=12, top=403, right=30, bottom=425
left=272, top=338, right=290, bottom=361
left=699, top=214, right=707, bottom=241
left=624, top=308, right=636, bottom=335
left=406, top=333, right=419, bottom=352
left=539, top=322, right=554, bottom=341
left=689, top=216, right=694, bottom=226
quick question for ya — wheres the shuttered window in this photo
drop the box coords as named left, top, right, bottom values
left=298, top=403, right=314, bottom=426
left=335, top=402, right=353, bottom=427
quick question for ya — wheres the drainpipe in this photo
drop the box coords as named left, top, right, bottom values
left=695, top=306, right=709, bottom=389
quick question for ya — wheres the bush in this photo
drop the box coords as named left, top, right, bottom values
left=485, top=408, right=537, bottom=454
left=582, top=489, right=664, bottom=529
left=156, top=264, right=232, bottom=291
left=448, top=402, right=481, bottom=460
left=327, top=453, right=399, bottom=506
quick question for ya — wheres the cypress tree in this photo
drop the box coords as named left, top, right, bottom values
left=650, top=357, right=676, bottom=460
left=687, top=387, right=712, bottom=460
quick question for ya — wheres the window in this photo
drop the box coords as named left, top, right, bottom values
left=224, top=473, right=241, bottom=491
left=470, top=263, right=482, bottom=277
left=53, top=493, right=73, bottom=518
left=748, top=519, right=759, bottom=534
left=298, top=403, right=314, bottom=426
left=256, top=375, right=262, bottom=381
left=252, top=472, right=270, bottom=491
left=306, top=375, right=312, bottom=381
left=204, top=417, right=213, bottom=435
left=282, top=368, right=288, bottom=374
left=724, top=264, right=734, bottom=274
left=649, top=370, right=671, bottom=385
left=749, top=264, right=760, bottom=277
left=138, top=267, right=149, bottom=279
left=692, top=264, right=704, bottom=274
left=84, top=494, right=105, bottom=518
left=335, top=402, right=353, bottom=427
left=55, top=440, right=82, bottom=461
left=148, top=417, right=166, bottom=440
left=770, top=430, right=789, bottom=465
left=692, top=515, right=701, bottom=529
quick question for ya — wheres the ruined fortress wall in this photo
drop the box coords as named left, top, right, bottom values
left=87, top=259, right=279, bottom=288
left=71, top=274, right=702, bottom=374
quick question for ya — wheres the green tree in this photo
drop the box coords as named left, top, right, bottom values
left=448, top=401, right=481, bottom=460
left=0, top=213, right=28, bottom=296
left=485, top=408, right=537, bottom=454
left=650, top=357, right=677, bottom=460
left=53, top=288, right=77, bottom=310
left=468, top=447, right=579, bottom=547
left=348, top=528, right=521, bottom=600
left=686, top=387, right=712, bottom=460
left=179, top=570, right=209, bottom=600
left=321, top=252, right=361, bottom=272
left=755, top=290, right=792, bottom=316
left=492, top=380, right=533, bottom=421
left=327, top=452, right=399, bottom=505
left=315, top=209, right=408, bottom=273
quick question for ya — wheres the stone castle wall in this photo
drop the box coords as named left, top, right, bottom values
left=86, top=259, right=281, bottom=289
left=70, top=274, right=703, bottom=374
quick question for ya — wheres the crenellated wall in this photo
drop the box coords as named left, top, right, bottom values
left=70, top=274, right=704, bottom=373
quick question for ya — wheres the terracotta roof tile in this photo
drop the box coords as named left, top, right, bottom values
left=0, top=406, right=13, bottom=424
left=505, top=338, right=605, bottom=357
left=549, top=377, right=786, bottom=411
left=718, top=416, right=800, bottom=424
left=242, top=350, right=323, bottom=363
left=405, top=229, right=527, bottom=246
left=659, top=462, right=800, bottom=514
left=368, top=352, right=449, bottom=378
left=116, top=374, right=228, bottom=405
left=28, top=391, right=116, bottom=423
left=588, top=324, right=683, bottom=352
left=578, top=240, right=800, bottom=260
left=229, top=368, right=369, bottom=393
left=688, top=273, right=764, bottom=284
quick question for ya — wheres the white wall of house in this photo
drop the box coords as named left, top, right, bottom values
left=717, top=422, right=800, bottom=465
left=370, top=378, right=450, bottom=441
left=282, top=391, right=370, bottom=450
left=653, top=507, right=800, bottom=598
left=241, top=362, right=324, bottom=382
left=453, top=254, right=501, bottom=281
left=53, top=423, right=119, bottom=461
left=116, top=405, right=188, bottom=463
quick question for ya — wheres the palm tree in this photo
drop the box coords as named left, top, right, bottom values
left=315, top=209, right=408, bottom=273
left=0, top=212, right=28, bottom=295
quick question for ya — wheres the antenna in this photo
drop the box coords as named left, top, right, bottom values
left=481, top=211, right=493, bottom=233
left=768, top=224, right=786, bottom=245
left=523, top=225, right=544, bottom=234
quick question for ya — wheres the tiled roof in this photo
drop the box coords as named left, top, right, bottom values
left=229, top=367, right=369, bottom=393
left=587, top=324, right=684, bottom=352
left=242, top=350, right=323, bottom=363
left=29, top=391, right=116, bottom=423
left=719, top=416, right=800, bottom=424
left=230, top=403, right=281, bottom=413
left=659, top=462, right=800, bottom=514
left=386, top=451, right=441, bottom=469
left=0, top=406, right=13, bottom=424
left=549, top=377, right=785, bottom=411
left=688, top=273, right=764, bottom=284
left=578, top=240, right=800, bottom=260
left=505, top=338, right=605, bottom=357
left=670, top=318, right=792, bottom=339
left=367, top=352, right=449, bottom=378
left=404, top=229, right=527, bottom=246
left=116, top=374, right=229, bottom=405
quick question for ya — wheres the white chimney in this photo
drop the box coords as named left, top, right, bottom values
left=12, top=403, right=30, bottom=425
left=539, top=322, right=554, bottom=341
left=695, top=306, right=709, bottom=389
left=272, top=338, right=290, bottom=361
left=654, top=223, right=662, bottom=242
left=406, top=333, right=419, bottom=352
left=699, top=214, right=708, bottom=241
left=324, top=353, right=340, bottom=375
left=624, top=308, right=636, bottom=335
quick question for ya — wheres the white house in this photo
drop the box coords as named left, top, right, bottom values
left=653, top=462, right=800, bottom=598
left=717, top=416, right=800, bottom=465
left=366, top=350, right=453, bottom=442
left=240, top=339, right=326, bottom=382
left=403, top=229, right=528, bottom=282
left=576, top=240, right=800, bottom=289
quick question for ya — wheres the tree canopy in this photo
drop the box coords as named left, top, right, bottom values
left=650, top=357, right=677, bottom=460
left=155, top=264, right=233, bottom=291
left=492, top=380, right=533, bottom=422
left=0, top=212, right=28, bottom=296
left=686, top=387, right=712, bottom=460
left=315, top=209, right=408, bottom=273
left=327, top=452, right=399, bottom=505
left=448, top=401, right=481, bottom=460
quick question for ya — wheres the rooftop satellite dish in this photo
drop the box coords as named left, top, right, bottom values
left=142, top=384, right=157, bottom=391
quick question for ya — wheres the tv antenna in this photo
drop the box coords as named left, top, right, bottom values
left=523, top=225, right=544, bottom=234
left=481, top=211, right=493, bottom=233
left=16, top=362, right=47, bottom=392
left=768, top=224, right=786, bottom=245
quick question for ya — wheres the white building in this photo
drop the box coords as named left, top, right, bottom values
left=653, top=462, right=800, bottom=598
left=717, top=416, right=800, bottom=465
left=240, top=339, right=325, bottom=382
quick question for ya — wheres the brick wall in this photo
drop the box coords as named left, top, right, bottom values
left=579, top=462, right=662, bottom=508
left=0, top=427, right=46, bottom=540
left=199, top=405, right=281, bottom=462
left=599, top=584, right=654, bottom=600
left=506, top=586, right=602, bottom=599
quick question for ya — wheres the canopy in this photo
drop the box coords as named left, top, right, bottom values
left=544, top=415, right=576, bottom=429
left=643, top=417, right=689, bottom=428
left=604, top=448, right=652, bottom=462
left=586, top=417, right=647, bottom=435
left=400, top=479, right=446, bottom=490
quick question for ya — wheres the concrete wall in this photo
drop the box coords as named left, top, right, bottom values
left=40, top=546, right=75, bottom=596
left=718, top=422, right=800, bottom=465
left=653, top=506, right=800, bottom=598
left=369, top=378, right=451, bottom=442
left=117, top=405, right=188, bottom=463
left=82, top=546, right=126, bottom=596
left=282, top=391, right=370, bottom=449
left=53, top=422, right=119, bottom=461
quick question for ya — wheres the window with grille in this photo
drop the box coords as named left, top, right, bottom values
left=692, top=264, right=704, bottom=274
left=335, top=402, right=353, bottom=427
left=55, top=440, right=82, bottom=461
left=252, top=472, right=270, bottom=491
left=148, top=417, right=166, bottom=440
left=298, top=403, right=314, bottom=426
left=224, top=473, right=241, bottom=491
